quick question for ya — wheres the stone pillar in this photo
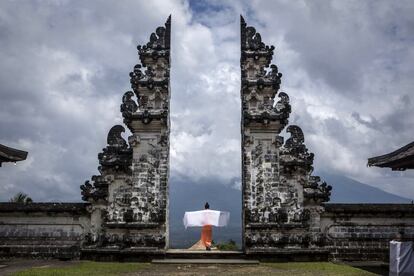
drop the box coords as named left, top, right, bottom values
left=240, top=16, right=331, bottom=253
left=80, top=16, right=171, bottom=255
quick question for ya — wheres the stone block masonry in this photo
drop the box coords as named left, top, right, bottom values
left=0, top=203, right=90, bottom=259
left=322, top=204, right=414, bottom=261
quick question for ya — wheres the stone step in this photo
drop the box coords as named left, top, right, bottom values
left=152, top=258, right=260, bottom=264
left=165, top=249, right=244, bottom=259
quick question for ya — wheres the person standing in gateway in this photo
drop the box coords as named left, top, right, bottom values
left=185, top=202, right=229, bottom=251
left=187, top=202, right=214, bottom=250
left=201, top=202, right=212, bottom=250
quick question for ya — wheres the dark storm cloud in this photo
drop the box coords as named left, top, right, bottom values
left=351, top=112, right=381, bottom=130
left=352, top=93, right=413, bottom=136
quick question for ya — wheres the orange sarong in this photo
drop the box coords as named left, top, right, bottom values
left=201, top=225, right=212, bottom=247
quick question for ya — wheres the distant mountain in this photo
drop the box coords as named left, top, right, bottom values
left=320, top=173, right=411, bottom=203
left=168, top=173, right=410, bottom=248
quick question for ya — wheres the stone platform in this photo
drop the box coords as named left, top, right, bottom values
left=245, top=248, right=329, bottom=262
left=165, top=249, right=244, bottom=259
left=80, top=248, right=329, bottom=262
left=152, top=258, right=259, bottom=264
left=80, top=249, right=244, bottom=262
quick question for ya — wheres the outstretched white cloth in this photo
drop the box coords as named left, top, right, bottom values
left=183, top=210, right=230, bottom=229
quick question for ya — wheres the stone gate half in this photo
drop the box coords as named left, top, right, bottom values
left=240, top=16, right=332, bottom=254
left=80, top=16, right=171, bottom=255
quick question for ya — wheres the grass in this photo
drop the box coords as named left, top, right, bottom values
left=13, top=261, right=150, bottom=276
left=264, top=262, right=376, bottom=275
left=13, top=261, right=377, bottom=276
left=215, top=239, right=239, bottom=251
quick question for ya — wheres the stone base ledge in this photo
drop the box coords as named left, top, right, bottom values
left=80, top=247, right=165, bottom=261
left=0, top=244, right=80, bottom=259
left=103, top=222, right=160, bottom=229
left=246, top=223, right=308, bottom=229
left=245, top=248, right=329, bottom=262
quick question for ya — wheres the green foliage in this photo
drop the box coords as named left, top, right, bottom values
left=215, top=239, right=239, bottom=251
left=13, top=261, right=150, bottom=276
left=9, top=192, right=32, bottom=204
left=265, top=262, right=376, bottom=275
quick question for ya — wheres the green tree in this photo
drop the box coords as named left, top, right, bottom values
left=9, top=192, right=33, bottom=204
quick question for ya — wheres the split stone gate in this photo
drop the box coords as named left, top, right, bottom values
left=79, top=16, right=331, bottom=255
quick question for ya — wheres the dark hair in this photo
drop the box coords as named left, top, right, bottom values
left=204, top=202, right=210, bottom=209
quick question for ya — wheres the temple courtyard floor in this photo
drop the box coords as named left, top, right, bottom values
left=0, top=259, right=388, bottom=275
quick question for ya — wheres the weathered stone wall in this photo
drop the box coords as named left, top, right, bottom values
left=0, top=203, right=90, bottom=259
left=1, top=202, right=413, bottom=261
left=322, top=204, right=414, bottom=261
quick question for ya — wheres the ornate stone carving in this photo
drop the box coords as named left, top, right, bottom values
left=304, top=176, right=332, bottom=204
left=275, top=92, right=290, bottom=115
left=241, top=15, right=274, bottom=54
left=80, top=175, right=109, bottom=202
left=81, top=125, right=132, bottom=203
left=240, top=16, right=290, bottom=132
left=147, top=27, right=167, bottom=49
left=124, top=16, right=170, bottom=132
left=98, top=125, right=132, bottom=173
left=280, top=125, right=314, bottom=173
left=120, top=91, right=138, bottom=120
left=139, top=16, right=170, bottom=53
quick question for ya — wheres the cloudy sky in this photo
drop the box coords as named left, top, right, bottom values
left=0, top=0, right=413, bottom=202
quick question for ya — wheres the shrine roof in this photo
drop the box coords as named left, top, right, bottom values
left=0, top=143, right=28, bottom=166
left=367, top=141, right=414, bottom=171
